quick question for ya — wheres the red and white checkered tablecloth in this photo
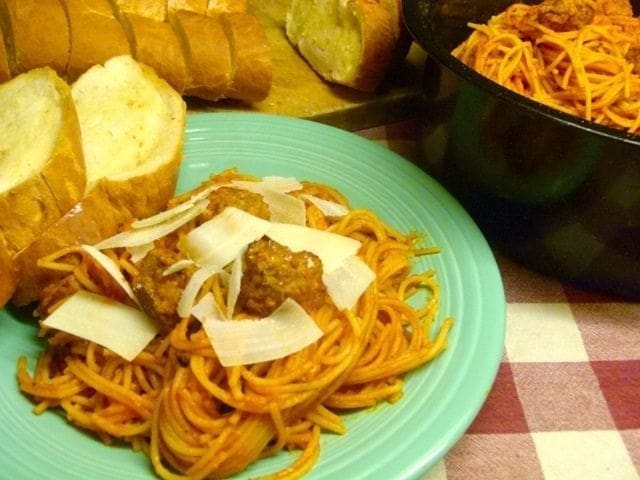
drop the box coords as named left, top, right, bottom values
left=356, top=120, right=640, bottom=480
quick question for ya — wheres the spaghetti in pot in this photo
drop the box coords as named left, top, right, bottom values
left=452, top=0, right=640, bottom=134
left=17, top=169, right=452, bottom=480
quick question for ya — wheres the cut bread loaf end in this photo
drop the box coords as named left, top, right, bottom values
left=62, top=0, right=133, bottom=80
left=124, top=12, right=189, bottom=95
left=285, top=0, right=406, bottom=92
left=0, top=67, right=86, bottom=257
left=12, top=55, right=186, bottom=307
left=0, top=0, right=70, bottom=75
left=170, top=9, right=233, bottom=101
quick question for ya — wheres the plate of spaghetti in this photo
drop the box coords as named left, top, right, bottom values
left=0, top=113, right=505, bottom=480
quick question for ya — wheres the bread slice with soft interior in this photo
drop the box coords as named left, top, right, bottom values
left=0, top=67, right=85, bottom=307
left=0, top=67, right=86, bottom=257
left=285, top=0, right=405, bottom=92
left=0, top=0, right=70, bottom=75
left=12, top=55, right=186, bottom=306
left=62, top=0, right=132, bottom=80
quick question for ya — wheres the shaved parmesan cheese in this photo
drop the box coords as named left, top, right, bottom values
left=266, top=223, right=361, bottom=273
left=127, top=243, right=155, bottom=263
left=181, top=207, right=271, bottom=268
left=191, top=292, right=225, bottom=323
left=226, top=251, right=244, bottom=318
left=177, top=265, right=223, bottom=318
left=261, top=190, right=306, bottom=225
left=95, top=199, right=208, bottom=250
left=163, top=258, right=195, bottom=276
left=197, top=297, right=323, bottom=367
left=301, top=194, right=349, bottom=217
left=131, top=189, right=211, bottom=229
left=81, top=245, right=137, bottom=302
left=42, top=290, right=158, bottom=361
left=323, top=255, right=375, bottom=310
left=231, top=177, right=302, bottom=194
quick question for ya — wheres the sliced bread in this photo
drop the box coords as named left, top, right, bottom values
left=285, top=0, right=405, bottom=92
left=169, top=9, right=232, bottom=101
left=0, top=67, right=86, bottom=256
left=167, top=0, right=207, bottom=14
left=113, top=0, right=167, bottom=21
left=62, top=0, right=132, bottom=80
left=124, top=12, right=188, bottom=93
left=0, top=0, right=70, bottom=75
left=207, top=0, right=247, bottom=14
left=12, top=55, right=186, bottom=306
left=220, top=12, right=272, bottom=103
left=0, top=13, right=9, bottom=82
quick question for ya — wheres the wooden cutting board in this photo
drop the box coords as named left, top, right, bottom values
left=189, top=0, right=427, bottom=131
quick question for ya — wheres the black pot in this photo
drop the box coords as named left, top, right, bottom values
left=403, top=0, right=640, bottom=299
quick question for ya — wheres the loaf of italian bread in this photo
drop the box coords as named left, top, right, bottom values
left=285, top=0, right=409, bottom=92
left=0, top=0, right=270, bottom=103
left=12, top=55, right=186, bottom=307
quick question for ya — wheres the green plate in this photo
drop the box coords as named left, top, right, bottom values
left=0, top=112, right=505, bottom=479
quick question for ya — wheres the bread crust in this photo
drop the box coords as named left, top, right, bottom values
left=0, top=67, right=86, bottom=256
left=350, top=0, right=397, bottom=92
left=62, top=0, right=132, bottom=79
left=220, top=12, right=272, bottom=103
left=170, top=9, right=232, bottom=101
left=125, top=13, right=188, bottom=93
left=0, top=18, right=9, bottom=82
left=167, top=0, right=207, bottom=15
left=12, top=56, right=186, bottom=306
left=207, top=0, right=247, bottom=14
left=114, top=0, right=167, bottom=21
left=3, top=0, right=70, bottom=75
left=0, top=231, right=16, bottom=308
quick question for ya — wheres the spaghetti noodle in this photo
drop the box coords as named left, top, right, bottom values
left=452, top=0, right=640, bottom=134
left=17, top=169, right=452, bottom=479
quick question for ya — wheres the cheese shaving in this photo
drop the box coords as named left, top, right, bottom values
left=194, top=295, right=324, bottom=367
left=94, top=199, right=208, bottom=250
left=42, top=290, right=158, bottom=362
left=180, top=207, right=271, bottom=268
left=261, top=190, right=307, bottom=225
left=80, top=245, right=137, bottom=303
left=230, top=177, right=302, bottom=194
left=301, top=194, right=349, bottom=217
left=323, top=255, right=375, bottom=310
left=226, top=250, right=244, bottom=318
left=266, top=222, right=361, bottom=273
left=177, top=265, right=223, bottom=318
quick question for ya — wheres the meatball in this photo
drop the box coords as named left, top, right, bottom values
left=236, top=238, right=328, bottom=318
left=131, top=247, right=193, bottom=332
left=536, top=0, right=596, bottom=31
left=198, top=186, right=270, bottom=224
left=535, top=0, right=633, bottom=32
left=626, top=46, right=640, bottom=74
